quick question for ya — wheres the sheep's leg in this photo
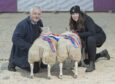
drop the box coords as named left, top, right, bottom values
left=80, top=48, right=89, bottom=67
left=30, top=63, right=34, bottom=78
left=47, top=64, right=51, bottom=79
left=59, top=63, right=63, bottom=79
left=73, top=61, right=78, bottom=78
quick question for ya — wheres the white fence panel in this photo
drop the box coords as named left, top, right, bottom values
left=17, top=0, right=94, bottom=12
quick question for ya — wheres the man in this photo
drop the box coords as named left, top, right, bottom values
left=8, top=6, right=46, bottom=73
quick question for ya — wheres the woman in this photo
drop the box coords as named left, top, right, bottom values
left=69, top=5, right=110, bottom=72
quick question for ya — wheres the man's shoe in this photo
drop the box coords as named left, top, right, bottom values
left=86, top=62, right=95, bottom=72
left=41, top=64, right=47, bottom=69
left=40, top=62, right=47, bottom=69
left=8, top=63, right=16, bottom=72
left=8, top=67, right=16, bottom=72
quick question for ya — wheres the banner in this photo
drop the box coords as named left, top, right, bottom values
left=0, top=0, right=17, bottom=12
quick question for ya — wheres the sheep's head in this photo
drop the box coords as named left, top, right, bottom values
left=41, top=27, right=52, bottom=35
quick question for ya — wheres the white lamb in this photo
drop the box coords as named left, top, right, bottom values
left=57, top=31, right=81, bottom=79
left=28, top=27, right=57, bottom=79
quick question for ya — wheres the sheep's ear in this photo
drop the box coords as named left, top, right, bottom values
left=47, top=27, right=50, bottom=31
left=42, top=27, right=46, bottom=30
left=47, top=26, right=52, bottom=31
left=45, top=27, right=50, bottom=31
left=42, top=27, right=50, bottom=32
left=65, top=27, right=69, bottom=31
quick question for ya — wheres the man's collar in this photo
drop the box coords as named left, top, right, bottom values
left=27, top=16, right=38, bottom=24
left=29, top=17, right=37, bottom=24
left=31, top=20, right=37, bottom=25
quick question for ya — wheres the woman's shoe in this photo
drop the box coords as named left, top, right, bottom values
left=100, top=49, right=110, bottom=60
left=85, top=62, right=95, bottom=72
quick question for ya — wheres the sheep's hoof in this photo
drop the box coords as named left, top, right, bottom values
left=73, top=75, right=77, bottom=79
left=47, top=76, right=51, bottom=79
left=59, top=75, right=63, bottom=79
left=30, top=75, right=34, bottom=79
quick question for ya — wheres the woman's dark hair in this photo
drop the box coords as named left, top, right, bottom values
left=69, top=5, right=86, bottom=32
left=69, top=12, right=85, bottom=32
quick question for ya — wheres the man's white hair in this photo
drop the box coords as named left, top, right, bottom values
left=29, top=6, right=41, bottom=14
